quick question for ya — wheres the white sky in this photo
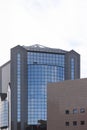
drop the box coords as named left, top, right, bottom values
left=0, top=0, right=87, bottom=78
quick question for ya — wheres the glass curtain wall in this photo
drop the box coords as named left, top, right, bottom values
left=0, top=100, right=8, bottom=128
left=27, top=52, right=65, bottom=124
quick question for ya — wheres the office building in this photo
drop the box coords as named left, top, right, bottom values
left=47, top=78, right=87, bottom=130
left=0, top=44, right=80, bottom=130
left=0, top=84, right=11, bottom=130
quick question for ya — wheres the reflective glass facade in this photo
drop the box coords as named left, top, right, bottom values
left=27, top=52, right=65, bottom=124
left=71, top=58, right=75, bottom=80
left=17, top=54, right=21, bottom=122
left=0, top=100, right=8, bottom=128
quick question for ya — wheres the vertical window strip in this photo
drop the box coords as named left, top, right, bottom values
left=71, top=58, right=75, bottom=80
left=17, top=54, right=21, bottom=122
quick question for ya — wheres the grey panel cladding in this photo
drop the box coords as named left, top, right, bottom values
left=11, top=45, right=28, bottom=130
left=65, top=50, right=80, bottom=80
left=0, top=67, right=2, bottom=93
left=2, top=63, right=10, bottom=93
left=0, top=62, right=10, bottom=93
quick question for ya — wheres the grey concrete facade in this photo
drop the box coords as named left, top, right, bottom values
left=65, top=50, right=80, bottom=80
left=11, top=45, right=28, bottom=130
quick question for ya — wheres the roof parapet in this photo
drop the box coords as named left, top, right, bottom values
left=23, top=44, right=67, bottom=54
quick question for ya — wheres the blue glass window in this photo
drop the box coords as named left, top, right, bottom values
left=17, top=53, right=21, bottom=122
left=27, top=52, right=65, bottom=124
left=71, top=58, right=75, bottom=80
left=0, top=100, right=8, bottom=128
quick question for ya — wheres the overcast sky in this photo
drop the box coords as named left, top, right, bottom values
left=0, top=0, right=87, bottom=78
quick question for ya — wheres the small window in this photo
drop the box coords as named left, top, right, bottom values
left=80, top=108, right=85, bottom=113
left=80, top=121, right=85, bottom=125
left=73, top=108, right=78, bottom=114
left=65, top=110, right=69, bottom=114
left=33, top=62, right=37, bottom=64
left=65, top=122, right=69, bottom=126
left=73, top=121, right=77, bottom=126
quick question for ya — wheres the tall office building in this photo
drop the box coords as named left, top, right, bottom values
left=10, top=44, right=80, bottom=130
left=0, top=44, right=80, bottom=130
